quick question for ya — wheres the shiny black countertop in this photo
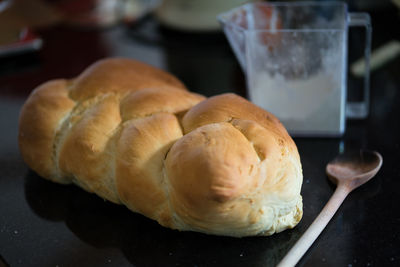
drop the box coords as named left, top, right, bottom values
left=1, top=7, right=399, bottom=267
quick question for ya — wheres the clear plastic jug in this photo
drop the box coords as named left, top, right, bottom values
left=218, top=2, right=371, bottom=136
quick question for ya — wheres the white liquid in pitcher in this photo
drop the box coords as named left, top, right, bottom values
left=249, top=71, right=343, bottom=134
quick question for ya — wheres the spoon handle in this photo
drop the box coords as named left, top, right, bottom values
left=277, top=185, right=350, bottom=267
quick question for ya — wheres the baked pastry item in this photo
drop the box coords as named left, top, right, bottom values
left=19, top=58, right=303, bottom=237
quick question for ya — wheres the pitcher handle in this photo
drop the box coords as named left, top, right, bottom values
left=346, top=12, right=372, bottom=119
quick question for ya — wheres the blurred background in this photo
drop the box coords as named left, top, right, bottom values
left=0, top=0, right=399, bottom=99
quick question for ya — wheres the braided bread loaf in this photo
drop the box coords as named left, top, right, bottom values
left=19, top=58, right=303, bottom=237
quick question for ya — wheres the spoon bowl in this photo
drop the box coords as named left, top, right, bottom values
left=326, top=150, right=383, bottom=190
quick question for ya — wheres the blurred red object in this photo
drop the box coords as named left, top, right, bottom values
left=0, top=27, right=42, bottom=57
left=231, top=3, right=282, bottom=49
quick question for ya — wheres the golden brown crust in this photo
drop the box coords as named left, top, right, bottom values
left=165, top=122, right=261, bottom=233
left=18, top=58, right=303, bottom=237
left=120, top=87, right=205, bottom=121
left=116, top=113, right=182, bottom=219
left=69, top=58, right=187, bottom=101
left=58, top=93, right=122, bottom=203
left=182, top=93, right=285, bottom=133
left=18, top=79, right=75, bottom=182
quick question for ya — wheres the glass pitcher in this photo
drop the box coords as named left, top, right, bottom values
left=218, top=2, right=371, bottom=136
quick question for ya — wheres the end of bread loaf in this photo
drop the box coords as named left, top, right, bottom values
left=19, top=58, right=303, bottom=237
left=163, top=94, right=303, bottom=236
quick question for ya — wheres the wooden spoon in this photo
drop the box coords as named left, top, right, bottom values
left=277, top=150, right=383, bottom=267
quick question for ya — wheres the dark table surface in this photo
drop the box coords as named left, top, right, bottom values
left=1, top=5, right=400, bottom=267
